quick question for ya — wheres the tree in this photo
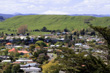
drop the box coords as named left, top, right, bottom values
left=11, top=64, right=20, bottom=73
left=69, top=34, right=73, bottom=40
left=42, top=59, right=59, bottom=73
left=41, top=27, right=47, bottom=32
left=54, top=47, right=110, bottom=73
left=4, top=49, right=8, bottom=59
left=29, top=44, right=35, bottom=55
left=31, top=49, right=49, bottom=64
left=89, top=25, right=110, bottom=64
left=17, top=25, right=28, bottom=34
left=64, top=28, right=69, bottom=32
left=9, top=50, right=20, bottom=62
left=80, top=29, right=85, bottom=36
left=90, top=31, right=96, bottom=36
left=26, top=36, right=30, bottom=41
left=36, top=54, right=49, bottom=64
left=55, top=42, right=63, bottom=47
left=38, top=36, right=45, bottom=41
left=0, top=63, right=22, bottom=73
left=36, top=41, right=47, bottom=48
left=64, top=34, right=72, bottom=43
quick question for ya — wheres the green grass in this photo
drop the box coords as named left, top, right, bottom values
left=0, top=15, right=110, bottom=35
left=30, top=32, right=51, bottom=36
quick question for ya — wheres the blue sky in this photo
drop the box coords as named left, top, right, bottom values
left=0, top=0, right=110, bottom=14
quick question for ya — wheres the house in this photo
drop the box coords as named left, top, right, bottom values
left=47, top=49, right=53, bottom=52
left=18, top=50, right=29, bottom=54
left=6, top=36, right=13, bottom=40
left=16, top=58, right=33, bottom=64
left=18, top=50, right=30, bottom=55
left=8, top=48, right=30, bottom=55
left=96, top=41, right=104, bottom=45
left=20, top=63, right=40, bottom=68
left=2, top=60, right=11, bottom=63
left=75, top=43, right=83, bottom=46
left=50, top=45, right=55, bottom=48
left=50, top=44, right=60, bottom=48
left=95, top=50, right=103, bottom=53
left=0, top=56, right=10, bottom=60
left=8, top=48, right=17, bottom=52
left=14, top=45, right=23, bottom=49
left=5, top=43, right=13, bottom=49
left=62, top=32, right=66, bottom=35
left=82, top=45, right=90, bottom=49
left=57, top=32, right=61, bottom=36
left=56, top=45, right=60, bottom=47
left=6, top=43, right=12, bottom=45
left=58, top=38, right=64, bottom=42
left=19, top=36, right=27, bottom=40
left=21, top=67, right=41, bottom=73
left=13, top=61, right=21, bottom=64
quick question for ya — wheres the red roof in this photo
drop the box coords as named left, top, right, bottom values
left=8, top=48, right=16, bottom=52
left=6, top=43, right=12, bottom=45
left=18, top=50, right=29, bottom=54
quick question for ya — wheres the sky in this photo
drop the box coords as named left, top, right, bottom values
left=0, top=0, right=110, bottom=15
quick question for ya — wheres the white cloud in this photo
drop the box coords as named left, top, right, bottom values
left=70, top=0, right=110, bottom=14
left=18, top=0, right=47, bottom=4
left=0, top=0, right=110, bottom=14
left=42, top=10, right=69, bottom=15
left=18, top=0, right=71, bottom=4
left=51, top=0, right=71, bottom=4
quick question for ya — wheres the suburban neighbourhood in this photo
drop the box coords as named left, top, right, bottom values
left=0, top=27, right=109, bottom=73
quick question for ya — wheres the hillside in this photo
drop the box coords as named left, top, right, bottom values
left=0, top=15, right=110, bottom=34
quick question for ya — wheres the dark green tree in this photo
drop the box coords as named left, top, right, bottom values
left=29, top=44, right=35, bottom=55
left=36, top=41, right=47, bottom=48
left=41, top=27, right=47, bottom=32
left=55, top=47, right=110, bottom=73
left=11, top=64, right=20, bottom=73
left=89, top=25, right=110, bottom=64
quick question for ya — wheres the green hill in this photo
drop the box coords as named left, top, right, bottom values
left=0, top=15, right=110, bottom=34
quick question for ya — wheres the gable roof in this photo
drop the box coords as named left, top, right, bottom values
left=6, top=43, right=12, bottom=45
left=8, top=48, right=16, bottom=52
left=18, top=50, right=29, bottom=54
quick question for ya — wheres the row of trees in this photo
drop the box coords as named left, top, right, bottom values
left=3, top=26, right=70, bottom=36
left=0, top=24, right=96, bottom=36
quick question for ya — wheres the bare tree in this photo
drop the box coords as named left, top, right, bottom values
left=17, top=25, right=28, bottom=35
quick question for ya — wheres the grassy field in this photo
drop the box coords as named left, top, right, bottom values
left=0, top=15, right=110, bottom=35
left=30, top=32, right=51, bottom=36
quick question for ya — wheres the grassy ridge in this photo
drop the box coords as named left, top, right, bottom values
left=0, top=15, right=109, bottom=34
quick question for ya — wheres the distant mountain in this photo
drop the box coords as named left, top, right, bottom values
left=0, top=16, right=5, bottom=21
left=0, top=14, right=15, bottom=18
left=0, top=13, right=110, bottom=19
left=0, top=13, right=37, bottom=19
left=69, top=14, right=110, bottom=17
